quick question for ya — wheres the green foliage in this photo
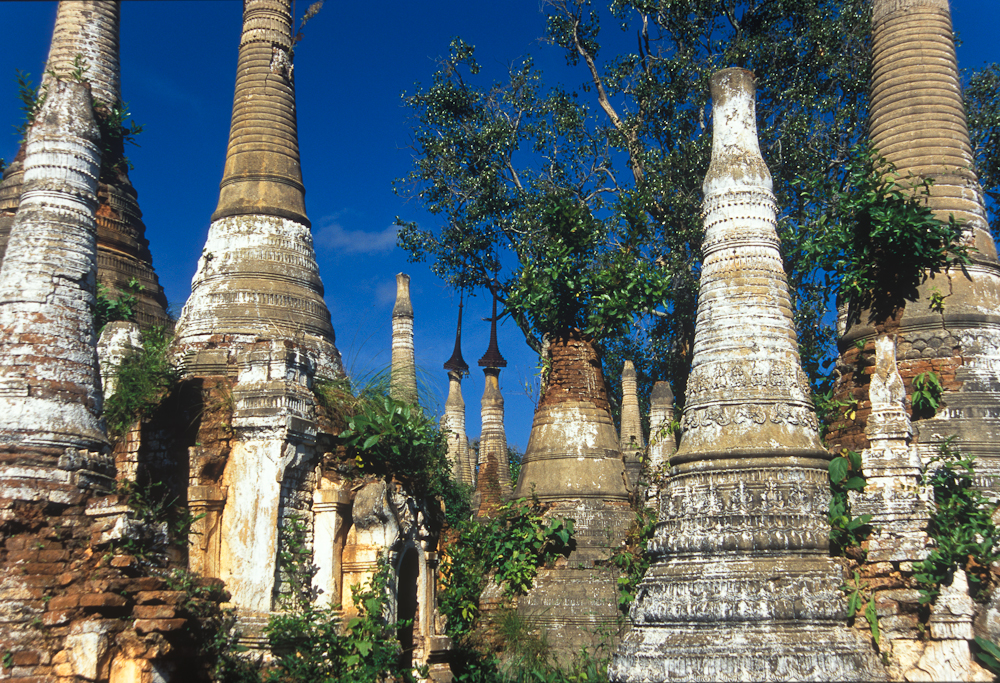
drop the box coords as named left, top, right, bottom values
left=813, top=388, right=858, bottom=439
left=14, top=70, right=47, bottom=140
left=112, top=479, right=202, bottom=560
left=828, top=449, right=872, bottom=554
left=798, top=143, right=971, bottom=325
left=335, top=393, right=470, bottom=526
left=507, top=445, right=523, bottom=487
left=974, top=636, right=1000, bottom=675
left=504, top=196, right=672, bottom=341
left=158, top=569, right=257, bottom=683
left=276, top=516, right=319, bottom=609
left=265, top=561, right=421, bottom=683
left=92, top=99, right=145, bottom=178
left=842, top=571, right=880, bottom=647
left=94, top=277, right=143, bottom=334
left=103, top=326, right=178, bottom=437
left=609, top=506, right=657, bottom=613
left=439, top=497, right=574, bottom=641
left=911, top=371, right=943, bottom=416
left=965, top=62, right=1000, bottom=232
left=913, top=437, right=1000, bottom=603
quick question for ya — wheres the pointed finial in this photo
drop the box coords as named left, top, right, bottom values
left=478, top=285, right=506, bottom=369
left=444, top=291, right=469, bottom=375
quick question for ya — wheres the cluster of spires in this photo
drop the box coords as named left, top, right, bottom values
left=0, top=0, right=998, bottom=679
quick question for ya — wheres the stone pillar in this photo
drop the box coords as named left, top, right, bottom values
left=172, top=0, right=342, bottom=621
left=0, top=0, right=170, bottom=328
left=312, top=485, right=351, bottom=608
left=391, top=273, right=418, bottom=405
left=609, top=69, right=885, bottom=682
left=619, top=359, right=644, bottom=490
left=0, top=79, right=112, bottom=492
left=644, top=380, right=675, bottom=505
left=474, top=292, right=510, bottom=515
left=513, top=330, right=633, bottom=660
left=187, top=484, right=228, bottom=578
left=828, top=0, right=1000, bottom=498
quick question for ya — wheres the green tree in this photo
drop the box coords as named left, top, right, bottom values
left=966, top=62, right=1000, bottom=236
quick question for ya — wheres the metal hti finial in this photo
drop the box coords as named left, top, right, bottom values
left=478, top=284, right=507, bottom=369
left=444, top=289, right=470, bottom=375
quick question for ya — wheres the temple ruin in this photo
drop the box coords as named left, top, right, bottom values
left=2, top=0, right=1000, bottom=681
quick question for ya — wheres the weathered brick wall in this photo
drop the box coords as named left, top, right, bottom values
left=827, top=326, right=964, bottom=455
left=0, top=494, right=227, bottom=682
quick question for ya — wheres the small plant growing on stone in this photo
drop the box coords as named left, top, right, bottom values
left=927, top=287, right=947, bottom=313
left=94, top=277, right=143, bottom=334
left=103, top=325, right=178, bottom=437
left=828, top=449, right=872, bottom=555
left=842, top=571, right=880, bottom=646
left=14, top=70, right=48, bottom=140
left=609, top=506, right=657, bottom=613
left=974, top=636, right=1000, bottom=675
left=914, top=437, right=1000, bottom=603
left=911, top=370, right=944, bottom=416
left=112, top=479, right=203, bottom=561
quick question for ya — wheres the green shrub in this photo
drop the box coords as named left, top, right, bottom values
left=103, top=326, right=178, bottom=437
left=828, top=449, right=872, bottom=554
left=914, top=437, right=1000, bottom=602
left=609, top=507, right=657, bottom=613
left=94, top=277, right=143, bottom=334
left=265, top=561, right=421, bottom=683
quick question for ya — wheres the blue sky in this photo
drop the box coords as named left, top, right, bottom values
left=1, top=1, right=998, bottom=453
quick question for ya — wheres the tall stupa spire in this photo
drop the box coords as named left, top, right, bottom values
left=0, top=0, right=170, bottom=329
left=390, top=273, right=418, bottom=404
left=0, top=79, right=107, bottom=456
left=211, top=0, right=307, bottom=226
left=172, top=0, right=341, bottom=616
left=174, top=0, right=341, bottom=379
left=609, top=69, right=884, bottom=681
left=474, top=288, right=510, bottom=515
left=443, top=296, right=472, bottom=487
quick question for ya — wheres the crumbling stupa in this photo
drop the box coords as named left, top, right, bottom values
left=172, top=0, right=342, bottom=618
left=443, top=297, right=473, bottom=487
left=391, top=273, right=418, bottom=404
left=609, top=68, right=885, bottom=681
left=514, top=329, right=632, bottom=657
left=828, top=0, right=1000, bottom=496
left=0, top=77, right=110, bottom=478
left=0, top=0, right=169, bottom=329
left=474, top=290, right=510, bottom=515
